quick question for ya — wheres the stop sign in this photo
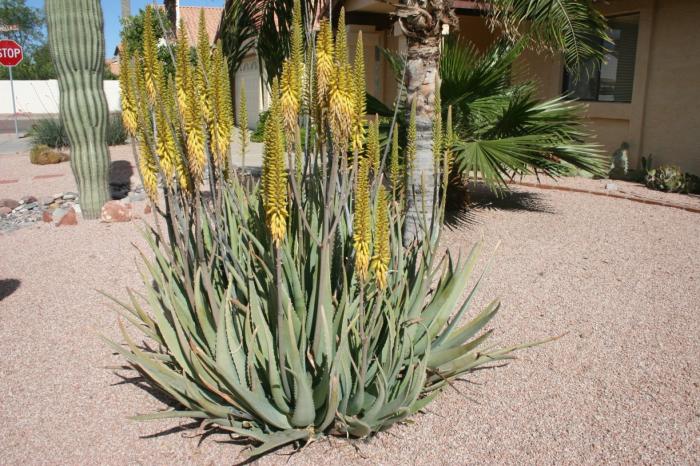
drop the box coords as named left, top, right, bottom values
left=0, top=40, right=23, bottom=67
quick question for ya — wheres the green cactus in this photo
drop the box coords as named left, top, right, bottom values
left=46, top=0, right=110, bottom=219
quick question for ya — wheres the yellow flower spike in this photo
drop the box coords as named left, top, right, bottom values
left=353, top=157, right=371, bottom=281
left=262, top=79, right=288, bottom=246
left=139, top=138, right=159, bottom=201
left=351, top=31, right=366, bottom=154
left=175, top=19, right=190, bottom=113
left=164, top=74, right=190, bottom=192
left=290, top=0, right=304, bottom=92
left=329, top=62, right=354, bottom=150
left=406, top=98, right=417, bottom=173
left=185, top=75, right=206, bottom=185
left=238, top=85, right=249, bottom=167
left=155, top=109, right=175, bottom=185
left=196, top=10, right=212, bottom=126
left=370, top=186, right=390, bottom=290
left=433, top=88, right=442, bottom=167
left=335, top=8, right=348, bottom=67
left=316, top=20, right=334, bottom=107
left=367, top=114, right=380, bottom=172
left=142, top=6, right=160, bottom=105
left=442, top=105, right=454, bottom=192
left=118, top=47, right=137, bottom=135
left=390, top=128, right=401, bottom=201
left=280, top=59, right=300, bottom=138
left=208, top=42, right=231, bottom=169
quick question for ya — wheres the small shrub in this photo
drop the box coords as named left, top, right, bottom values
left=250, top=110, right=269, bottom=143
left=30, top=114, right=128, bottom=149
left=29, top=118, right=70, bottom=148
left=29, top=144, right=70, bottom=165
left=106, top=113, right=128, bottom=146
left=645, top=165, right=687, bottom=193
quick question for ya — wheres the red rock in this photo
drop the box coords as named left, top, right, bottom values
left=100, top=200, right=132, bottom=223
left=0, top=198, right=19, bottom=210
left=42, top=210, right=54, bottom=223
left=144, top=204, right=152, bottom=214
left=0, top=206, right=11, bottom=217
left=20, top=195, right=38, bottom=204
left=57, top=208, right=77, bottom=226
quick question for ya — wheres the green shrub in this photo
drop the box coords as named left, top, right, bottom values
left=29, top=118, right=70, bottom=148
left=250, top=110, right=268, bottom=143
left=29, top=114, right=128, bottom=149
left=645, top=165, right=687, bottom=193
left=105, top=113, right=128, bottom=146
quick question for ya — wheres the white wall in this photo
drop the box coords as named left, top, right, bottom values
left=0, top=80, right=122, bottom=114
left=234, top=57, right=267, bottom=129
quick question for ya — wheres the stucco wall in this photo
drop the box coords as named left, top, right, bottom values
left=520, top=0, right=700, bottom=173
left=0, top=80, right=121, bottom=115
left=640, top=0, right=700, bottom=173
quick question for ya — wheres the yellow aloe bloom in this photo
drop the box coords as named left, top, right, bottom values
left=316, top=20, right=334, bottom=107
left=433, top=88, right=442, bottom=167
left=175, top=19, right=190, bottom=113
left=334, top=8, right=348, bottom=67
left=209, top=42, right=232, bottom=169
left=351, top=31, right=366, bottom=154
left=238, top=85, right=249, bottom=166
left=195, top=10, right=212, bottom=126
left=118, top=47, right=137, bottom=135
left=370, top=186, right=390, bottom=290
left=443, top=105, right=454, bottom=191
left=290, top=0, right=304, bottom=93
left=280, top=59, right=300, bottom=138
left=185, top=74, right=206, bottom=185
left=390, top=128, right=401, bottom=200
left=132, top=51, right=159, bottom=200
left=155, top=108, right=176, bottom=184
left=262, top=80, right=288, bottom=246
left=329, top=62, right=354, bottom=150
left=142, top=6, right=160, bottom=105
left=354, top=157, right=371, bottom=281
left=367, top=114, right=380, bottom=172
left=139, top=138, right=159, bottom=201
left=406, top=99, right=417, bottom=173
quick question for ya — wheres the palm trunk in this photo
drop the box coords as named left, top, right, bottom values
left=403, top=34, right=439, bottom=246
left=120, top=0, right=130, bottom=19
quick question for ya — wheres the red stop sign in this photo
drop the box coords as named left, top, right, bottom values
left=0, top=40, right=23, bottom=67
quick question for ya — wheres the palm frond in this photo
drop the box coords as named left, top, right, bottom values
left=442, top=39, right=608, bottom=191
left=487, top=0, right=610, bottom=70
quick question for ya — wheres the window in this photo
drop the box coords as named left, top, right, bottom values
left=563, top=14, right=640, bottom=103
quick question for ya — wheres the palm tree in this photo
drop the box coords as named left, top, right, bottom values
left=397, top=0, right=609, bottom=243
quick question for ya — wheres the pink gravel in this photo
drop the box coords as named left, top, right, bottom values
left=0, top=170, right=698, bottom=464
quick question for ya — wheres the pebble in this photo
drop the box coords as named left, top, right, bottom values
left=605, top=182, right=618, bottom=191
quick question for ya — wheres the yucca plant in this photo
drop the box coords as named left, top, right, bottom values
left=107, top=4, right=543, bottom=458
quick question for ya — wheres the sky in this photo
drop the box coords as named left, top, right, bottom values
left=25, top=0, right=225, bottom=57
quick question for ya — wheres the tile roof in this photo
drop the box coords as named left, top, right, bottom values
left=177, top=6, right=224, bottom=46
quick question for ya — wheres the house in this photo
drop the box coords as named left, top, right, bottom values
left=230, top=0, right=699, bottom=173
left=113, top=5, right=224, bottom=65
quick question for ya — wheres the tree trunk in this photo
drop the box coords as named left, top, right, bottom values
left=403, top=34, right=439, bottom=246
left=120, top=0, right=130, bottom=19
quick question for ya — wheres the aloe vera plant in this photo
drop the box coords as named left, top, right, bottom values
left=108, top=4, right=541, bottom=457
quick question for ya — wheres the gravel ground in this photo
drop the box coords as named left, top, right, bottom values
left=0, top=181, right=698, bottom=465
